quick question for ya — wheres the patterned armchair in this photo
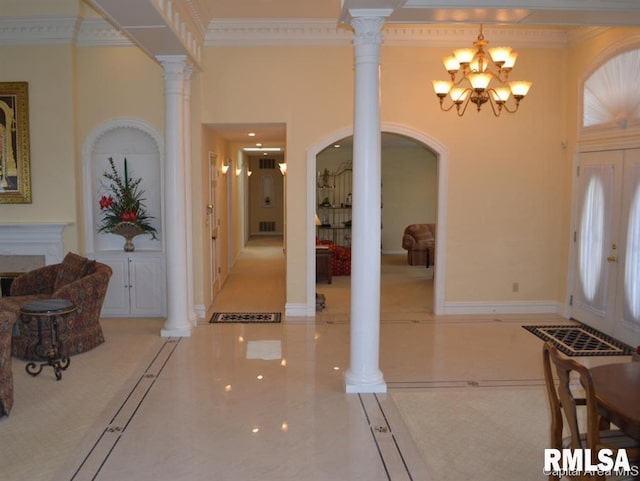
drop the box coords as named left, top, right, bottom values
left=2, top=252, right=112, bottom=362
left=0, top=309, right=16, bottom=416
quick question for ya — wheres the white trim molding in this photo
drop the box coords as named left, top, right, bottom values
left=443, top=300, right=562, bottom=315
left=0, top=223, right=70, bottom=265
left=0, top=16, right=79, bottom=45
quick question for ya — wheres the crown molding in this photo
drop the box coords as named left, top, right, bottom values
left=205, top=19, right=568, bottom=48
left=77, top=18, right=132, bottom=47
left=0, top=16, right=79, bottom=45
left=205, top=19, right=354, bottom=47
left=0, top=16, right=570, bottom=48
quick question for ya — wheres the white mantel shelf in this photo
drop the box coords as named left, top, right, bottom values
left=0, top=223, right=72, bottom=265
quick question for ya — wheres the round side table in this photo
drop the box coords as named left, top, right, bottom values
left=20, top=299, right=77, bottom=380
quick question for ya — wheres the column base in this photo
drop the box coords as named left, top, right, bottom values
left=344, top=370, right=387, bottom=393
left=160, top=326, right=192, bottom=338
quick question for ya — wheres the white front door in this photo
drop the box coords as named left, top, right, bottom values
left=572, top=149, right=640, bottom=347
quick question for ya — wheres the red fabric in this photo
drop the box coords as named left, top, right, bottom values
left=318, top=240, right=351, bottom=276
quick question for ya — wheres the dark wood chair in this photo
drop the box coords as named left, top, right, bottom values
left=542, top=342, right=640, bottom=480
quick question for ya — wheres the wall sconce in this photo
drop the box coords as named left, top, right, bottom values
left=278, top=162, right=287, bottom=176
left=221, top=162, right=230, bottom=175
left=247, top=169, right=252, bottom=177
left=235, top=166, right=242, bottom=176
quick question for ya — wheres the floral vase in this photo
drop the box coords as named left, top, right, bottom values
left=111, top=222, right=145, bottom=252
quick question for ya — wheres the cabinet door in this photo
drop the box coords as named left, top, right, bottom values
left=100, top=257, right=131, bottom=317
left=129, top=256, right=166, bottom=316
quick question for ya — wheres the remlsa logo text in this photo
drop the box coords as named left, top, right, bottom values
left=544, top=448, right=635, bottom=476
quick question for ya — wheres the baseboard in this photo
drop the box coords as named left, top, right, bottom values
left=443, top=300, right=562, bottom=315
left=381, top=250, right=405, bottom=255
left=285, top=302, right=315, bottom=317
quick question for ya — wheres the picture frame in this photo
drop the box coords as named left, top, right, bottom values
left=0, top=82, right=31, bottom=203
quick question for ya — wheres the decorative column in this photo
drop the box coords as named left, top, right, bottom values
left=344, top=11, right=390, bottom=394
left=182, top=62, right=198, bottom=324
left=158, top=55, right=192, bottom=337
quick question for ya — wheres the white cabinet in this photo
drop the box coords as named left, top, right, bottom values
left=92, top=252, right=166, bottom=317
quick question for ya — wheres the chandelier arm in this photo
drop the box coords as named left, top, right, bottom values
left=456, top=96, right=473, bottom=117
left=500, top=99, right=521, bottom=114
left=486, top=96, right=503, bottom=117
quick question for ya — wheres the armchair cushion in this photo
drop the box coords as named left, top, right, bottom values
left=54, top=252, right=96, bottom=291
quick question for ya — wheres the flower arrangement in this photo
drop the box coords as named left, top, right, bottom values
left=98, top=157, right=157, bottom=240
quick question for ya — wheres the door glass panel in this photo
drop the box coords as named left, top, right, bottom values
left=625, top=183, right=640, bottom=321
left=579, top=175, right=605, bottom=302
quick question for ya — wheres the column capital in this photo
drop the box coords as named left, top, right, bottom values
left=349, top=9, right=390, bottom=46
left=157, top=55, right=188, bottom=82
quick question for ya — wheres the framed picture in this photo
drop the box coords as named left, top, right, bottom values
left=0, top=82, right=31, bottom=203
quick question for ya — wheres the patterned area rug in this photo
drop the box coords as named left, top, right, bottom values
left=523, top=324, right=633, bottom=356
left=209, top=312, right=281, bottom=323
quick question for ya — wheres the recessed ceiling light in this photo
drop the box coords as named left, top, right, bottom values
left=248, top=132, right=256, bottom=137
left=334, top=144, right=341, bottom=148
left=256, top=143, right=262, bottom=147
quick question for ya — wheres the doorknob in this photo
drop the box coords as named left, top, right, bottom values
left=607, top=255, right=617, bottom=263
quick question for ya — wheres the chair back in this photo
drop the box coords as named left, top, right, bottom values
left=542, top=342, right=601, bottom=451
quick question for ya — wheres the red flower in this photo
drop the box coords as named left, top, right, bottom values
left=121, top=210, right=138, bottom=222
left=99, top=195, right=114, bottom=210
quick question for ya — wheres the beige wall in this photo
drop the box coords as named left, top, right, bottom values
left=0, top=45, right=77, bottom=249
left=200, top=43, right=569, bottom=305
left=4, top=20, right=640, bottom=315
left=381, top=147, right=437, bottom=253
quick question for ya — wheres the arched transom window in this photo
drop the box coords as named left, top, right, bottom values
left=583, top=49, right=640, bottom=128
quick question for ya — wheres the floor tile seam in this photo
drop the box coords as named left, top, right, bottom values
left=387, top=378, right=545, bottom=389
left=319, top=318, right=569, bottom=325
left=67, top=337, right=180, bottom=481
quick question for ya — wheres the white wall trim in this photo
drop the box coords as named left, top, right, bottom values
left=0, top=16, right=79, bottom=45
left=285, top=302, right=314, bottom=318
left=0, top=223, right=70, bottom=265
left=0, top=16, right=570, bottom=48
left=443, top=300, right=562, bottom=315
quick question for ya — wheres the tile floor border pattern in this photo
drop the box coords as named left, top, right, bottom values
left=61, top=338, right=181, bottom=481
left=52, top=335, right=431, bottom=481
left=52, top=338, right=428, bottom=481
left=360, top=393, right=418, bottom=481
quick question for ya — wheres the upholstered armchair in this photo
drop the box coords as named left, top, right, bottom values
left=3, top=252, right=112, bottom=361
left=0, top=309, right=16, bottom=416
left=402, top=224, right=436, bottom=266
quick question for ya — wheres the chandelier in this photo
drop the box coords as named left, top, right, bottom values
left=432, top=25, right=532, bottom=117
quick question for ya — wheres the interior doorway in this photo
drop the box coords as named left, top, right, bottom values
left=306, top=124, right=449, bottom=316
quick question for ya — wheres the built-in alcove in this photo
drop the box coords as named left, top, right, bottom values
left=83, top=119, right=164, bottom=253
left=82, top=119, right=167, bottom=317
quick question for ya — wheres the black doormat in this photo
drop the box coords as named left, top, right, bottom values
left=209, top=312, right=281, bottom=324
left=523, top=323, right=633, bottom=357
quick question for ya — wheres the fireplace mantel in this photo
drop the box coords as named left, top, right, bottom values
left=0, top=223, right=71, bottom=265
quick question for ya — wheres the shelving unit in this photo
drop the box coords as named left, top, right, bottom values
left=316, top=162, right=352, bottom=247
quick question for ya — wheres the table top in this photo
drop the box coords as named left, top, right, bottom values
left=590, top=362, right=640, bottom=441
left=20, top=299, right=76, bottom=315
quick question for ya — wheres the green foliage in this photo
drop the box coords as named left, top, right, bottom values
left=97, top=157, right=158, bottom=239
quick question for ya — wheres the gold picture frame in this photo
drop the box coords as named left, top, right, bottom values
left=0, top=82, right=31, bottom=203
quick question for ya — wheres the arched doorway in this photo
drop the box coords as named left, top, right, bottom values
left=306, top=124, right=449, bottom=315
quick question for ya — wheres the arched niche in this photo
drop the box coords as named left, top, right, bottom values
left=83, top=119, right=163, bottom=253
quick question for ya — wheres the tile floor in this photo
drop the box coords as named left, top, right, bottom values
left=1, top=236, right=630, bottom=481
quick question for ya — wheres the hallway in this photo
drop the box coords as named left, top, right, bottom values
left=1, top=236, right=615, bottom=481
